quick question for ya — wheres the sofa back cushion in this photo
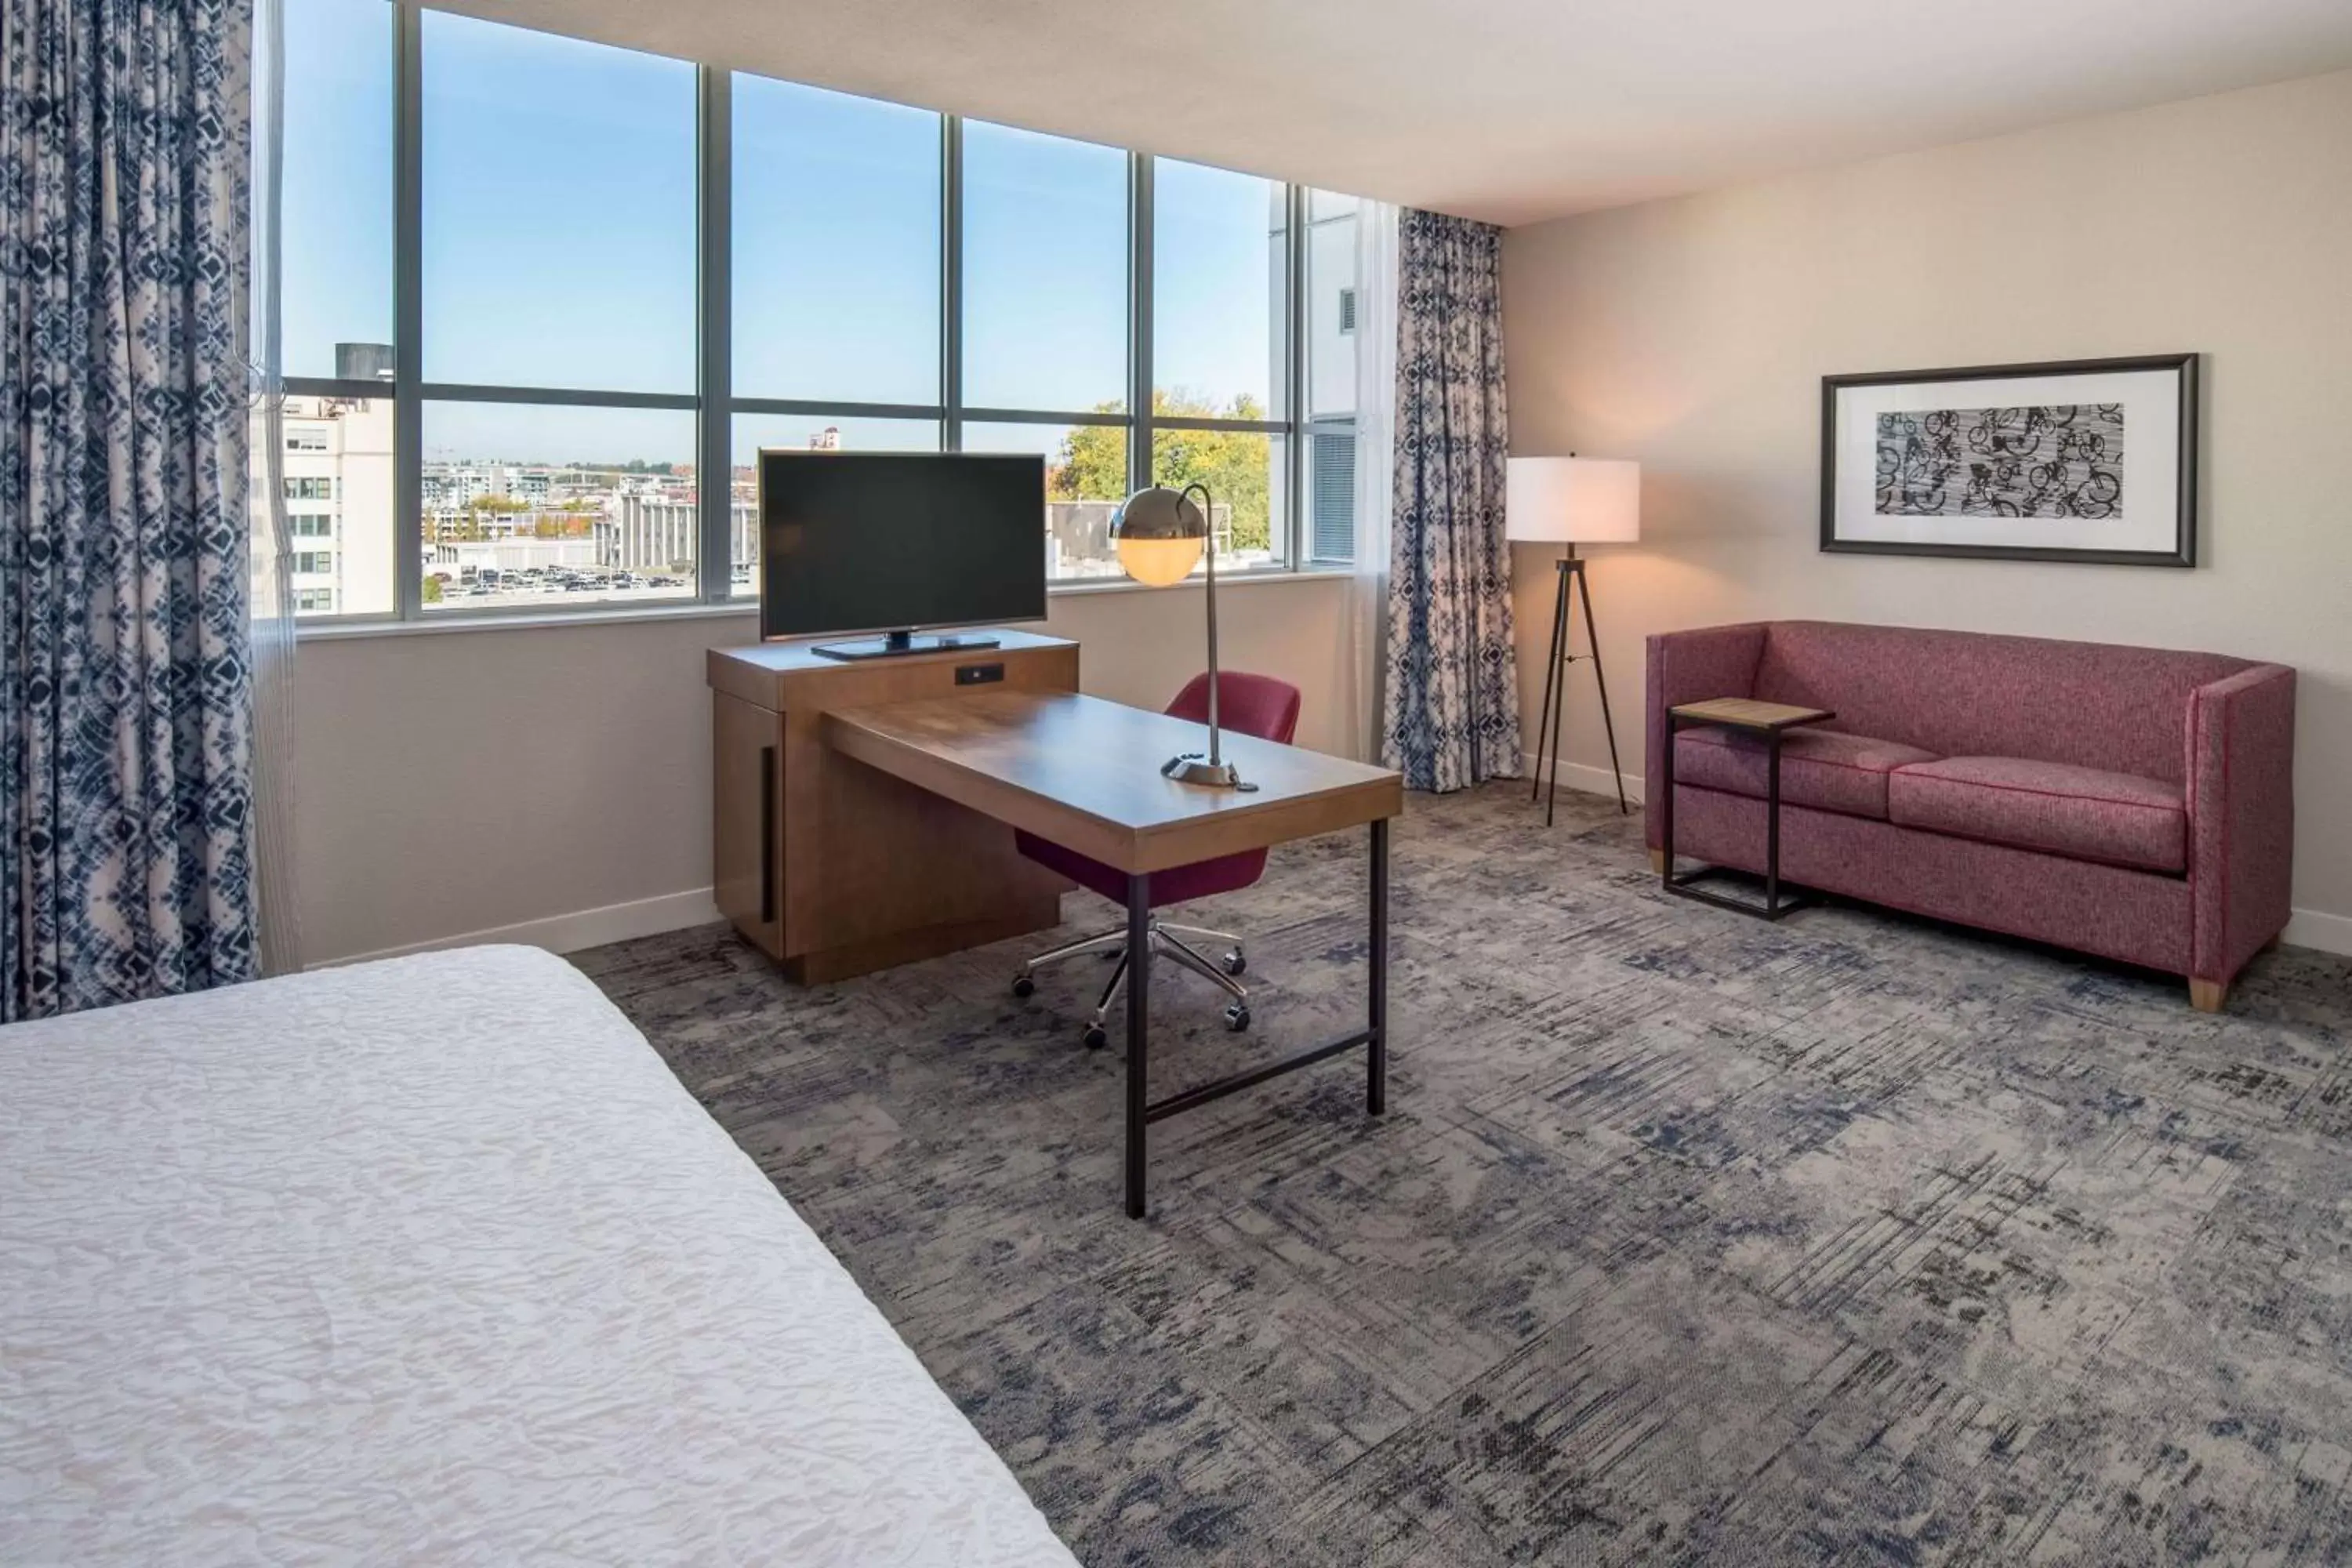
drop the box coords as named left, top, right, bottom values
left=1751, top=622, right=2252, bottom=785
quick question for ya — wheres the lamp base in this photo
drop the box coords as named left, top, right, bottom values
left=1163, top=753, right=1257, bottom=792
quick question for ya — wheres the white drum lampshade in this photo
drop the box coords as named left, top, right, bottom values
left=1505, top=457, right=1641, bottom=546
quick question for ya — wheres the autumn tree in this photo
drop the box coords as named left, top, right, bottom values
left=1051, top=390, right=1276, bottom=554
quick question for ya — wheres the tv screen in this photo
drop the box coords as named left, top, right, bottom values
left=757, top=451, right=1048, bottom=641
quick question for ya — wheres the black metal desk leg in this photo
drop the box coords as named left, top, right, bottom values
left=1124, top=872, right=1151, bottom=1219
left=1765, top=735, right=1783, bottom=913
left=1368, top=818, right=1388, bottom=1116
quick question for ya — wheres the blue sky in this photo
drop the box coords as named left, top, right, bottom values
left=281, top=0, right=1283, bottom=470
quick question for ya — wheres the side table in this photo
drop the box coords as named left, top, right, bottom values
left=1660, top=698, right=1835, bottom=921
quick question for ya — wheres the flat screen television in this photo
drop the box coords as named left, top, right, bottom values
left=757, top=450, right=1048, bottom=659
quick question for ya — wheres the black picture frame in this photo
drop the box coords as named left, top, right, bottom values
left=1819, top=353, right=2198, bottom=567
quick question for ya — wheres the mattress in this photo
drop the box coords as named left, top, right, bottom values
left=0, top=946, right=1076, bottom=1566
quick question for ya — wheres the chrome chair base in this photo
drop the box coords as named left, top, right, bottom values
left=1013, top=920, right=1250, bottom=1047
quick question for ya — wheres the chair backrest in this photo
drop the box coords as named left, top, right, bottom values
left=1167, top=672, right=1301, bottom=746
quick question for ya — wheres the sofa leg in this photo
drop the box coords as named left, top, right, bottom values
left=2188, top=977, right=2229, bottom=1013
left=1649, top=847, right=1668, bottom=875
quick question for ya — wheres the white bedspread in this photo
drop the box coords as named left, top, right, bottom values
left=0, top=946, right=1076, bottom=1566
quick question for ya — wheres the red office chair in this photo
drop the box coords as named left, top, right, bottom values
left=1011, top=671, right=1303, bottom=1047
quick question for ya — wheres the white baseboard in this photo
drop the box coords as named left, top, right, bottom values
left=1519, top=752, right=2351, bottom=959
left=2285, top=906, right=2352, bottom=958
left=1523, top=751, right=1647, bottom=806
left=321, top=887, right=721, bottom=969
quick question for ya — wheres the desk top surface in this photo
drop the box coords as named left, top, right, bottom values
left=824, top=691, right=1403, bottom=873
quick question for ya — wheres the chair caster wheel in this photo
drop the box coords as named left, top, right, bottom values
left=1223, top=1004, right=1250, bottom=1032
left=1083, top=1024, right=1109, bottom=1051
left=1011, top=975, right=1035, bottom=998
left=1221, top=949, right=1247, bottom=976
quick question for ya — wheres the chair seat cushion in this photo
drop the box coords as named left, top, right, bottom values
left=1887, top=756, right=2187, bottom=873
left=1015, top=829, right=1270, bottom=908
left=1674, top=728, right=1940, bottom=821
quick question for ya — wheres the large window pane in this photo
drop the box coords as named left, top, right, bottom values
left=422, top=15, right=695, bottom=392
left=961, top=124, right=1127, bottom=413
left=421, top=402, right=696, bottom=610
left=253, top=392, right=397, bottom=617
left=1152, top=428, right=1287, bottom=572
left=965, top=419, right=1127, bottom=581
left=732, top=78, right=940, bottom=405
left=728, top=413, right=942, bottom=595
left=1304, top=191, right=1362, bottom=561
left=281, top=0, right=394, bottom=379
left=1153, top=158, right=1286, bottom=420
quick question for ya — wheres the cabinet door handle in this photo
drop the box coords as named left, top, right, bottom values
left=759, top=744, right=777, bottom=926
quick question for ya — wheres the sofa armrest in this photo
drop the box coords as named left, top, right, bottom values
left=2187, top=662, right=2296, bottom=985
left=1645, top=623, right=1769, bottom=847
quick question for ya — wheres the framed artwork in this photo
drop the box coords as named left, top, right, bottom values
left=1820, top=353, right=2198, bottom=567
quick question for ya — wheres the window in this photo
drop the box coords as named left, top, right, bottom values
left=733, top=78, right=940, bottom=406
left=265, top=3, right=1367, bottom=623
left=420, top=12, right=695, bottom=392
left=961, top=122, right=1129, bottom=414
left=415, top=14, right=699, bottom=612
left=1303, top=191, right=1363, bottom=564
left=279, top=0, right=392, bottom=378
left=1153, top=158, right=1286, bottom=420
left=423, top=403, right=696, bottom=609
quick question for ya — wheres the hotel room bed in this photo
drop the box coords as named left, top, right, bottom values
left=0, top=946, right=1076, bottom=1566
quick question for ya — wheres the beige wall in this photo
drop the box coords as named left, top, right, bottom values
left=1501, top=67, right=2352, bottom=944
left=294, top=575, right=1356, bottom=966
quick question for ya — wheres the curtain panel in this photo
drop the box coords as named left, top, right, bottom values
left=0, top=0, right=260, bottom=1020
left=1381, top=208, right=1520, bottom=793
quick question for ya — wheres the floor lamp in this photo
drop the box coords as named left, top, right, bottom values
left=1506, top=456, right=1640, bottom=826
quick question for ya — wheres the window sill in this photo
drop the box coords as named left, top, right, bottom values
left=294, top=567, right=1359, bottom=641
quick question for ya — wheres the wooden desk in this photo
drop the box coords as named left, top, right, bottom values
left=826, top=691, right=1405, bottom=1218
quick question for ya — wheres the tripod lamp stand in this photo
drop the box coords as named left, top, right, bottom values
left=1506, top=456, right=1639, bottom=826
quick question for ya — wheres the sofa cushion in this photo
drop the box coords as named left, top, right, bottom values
left=1674, top=728, right=1940, bottom=821
left=1887, top=756, right=2187, bottom=873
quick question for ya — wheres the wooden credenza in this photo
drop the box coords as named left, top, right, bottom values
left=706, top=631, right=1080, bottom=984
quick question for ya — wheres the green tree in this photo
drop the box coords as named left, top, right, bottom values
left=1050, top=390, right=1274, bottom=554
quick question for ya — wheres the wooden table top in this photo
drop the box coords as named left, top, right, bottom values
left=1669, top=697, right=1836, bottom=733
left=824, top=691, right=1404, bottom=874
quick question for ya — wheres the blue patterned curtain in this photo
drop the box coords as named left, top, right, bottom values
left=1381, top=209, right=1520, bottom=792
left=1, top=0, right=260, bottom=1020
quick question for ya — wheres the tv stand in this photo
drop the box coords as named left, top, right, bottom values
left=810, top=629, right=1005, bottom=662
left=706, top=630, right=1079, bottom=983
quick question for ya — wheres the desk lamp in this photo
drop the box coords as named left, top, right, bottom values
left=1109, top=483, right=1253, bottom=791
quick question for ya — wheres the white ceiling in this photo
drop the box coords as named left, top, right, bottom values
left=434, top=0, right=2352, bottom=226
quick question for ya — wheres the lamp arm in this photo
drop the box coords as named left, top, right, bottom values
left=1181, top=482, right=1219, bottom=767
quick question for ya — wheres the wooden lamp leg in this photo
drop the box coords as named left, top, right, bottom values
left=2188, top=977, right=2229, bottom=1013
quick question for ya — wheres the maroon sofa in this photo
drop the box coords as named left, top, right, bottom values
left=1645, top=621, right=2295, bottom=1009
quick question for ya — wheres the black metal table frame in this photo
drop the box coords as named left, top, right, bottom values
left=1122, top=818, right=1387, bottom=1218
left=1659, top=714, right=1817, bottom=922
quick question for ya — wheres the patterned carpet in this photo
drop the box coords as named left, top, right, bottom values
left=576, top=782, right=2352, bottom=1566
